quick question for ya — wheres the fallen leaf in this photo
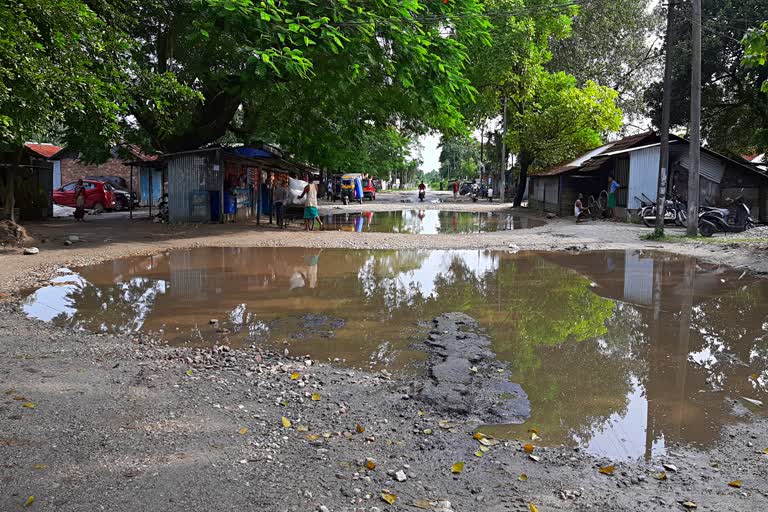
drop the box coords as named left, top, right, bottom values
left=356, top=424, right=365, bottom=433
left=479, top=445, right=490, bottom=453
left=479, top=437, right=493, bottom=447
left=518, top=473, right=528, bottom=482
left=290, top=372, right=300, bottom=380
left=322, top=432, right=332, bottom=438
left=528, top=455, right=541, bottom=462
left=24, top=496, right=34, bottom=507
left=306, top=434, right=320, bottom=441
left=281, top=416, right=292, bottom=428
left=311, top=393, right=321, bottom=401
left=451, top=462, right=464, bottom=474
left=528, top=428, right=539, bottom=434
left=523, top=444, right=534, bottom=454
left=653, top=471, right=668, bottom=481
left=438, top=420, right=452, bottom=429
left=473, top=432, right=487, bottom=440
left=662, top=463, right=678, bottom=472
left=529, top=503, right=538, bottom=512
left=32, top=464, right=47, bottom=470
left=740, top=396, right=763, bottom=407
left=13, top=396, right=26, bottom=401
left=412, top=499, right=432, bottom=509
left=380, top=491, right=396, bottom=505
left=297, top=425, right=309, bottom=432
left=474, top=450, right=485, bottom=458
left=470, top=366, right=478, bottom=373
left=599, top=465, right=615, bottom=476
left=763, top=448, right=768, bottom=454
left=185, top=369, right=193, bottom=376
left=238, top=427, right=248, bottom=435
left=751, top=373, right=759, bottom=380
left=422, top=428, right=433, bottom=435
left=681, top=501, right=698, bottom=509
left=21, top=402, right=35, bottom=409
left=366, top=458, right=376, bottom=470
left=417, top=410, right=425, bottom=417
left=530, top=432, right=541, bottom=442
left=728, top=480, right=742, bottom=488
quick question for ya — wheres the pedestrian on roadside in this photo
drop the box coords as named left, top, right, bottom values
left=326, top=179, right=333, bottom=201
left=273, top=179, right=289, bottom=228
left=607, top=176, right=620, bottom=221
left=298, top=175, right=323, bottom=231
left=453, top=180, right=459, bottom=200
left=74, top=179, right=86, bottom=221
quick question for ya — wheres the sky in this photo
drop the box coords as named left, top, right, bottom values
left=419, top=133, right=441, bottom=174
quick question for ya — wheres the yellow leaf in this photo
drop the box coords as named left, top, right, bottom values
left=185, top=369, right=193, bottom=376
left=728, top=480, right=742, bottom=488
left=530, top=432, right=541, bottom=442
left=751, top=373, right=759, bottom=380
left=381, top=491, right=397, bottom=505
left=473, top=432, right=487, bottom=440
left=366, top=458, right=376, bottom=470
left=311, top=393, right=321, bottom=401
left=290, top=372, right=300, bottom=380
left=451, top=462, right=464, bottom=474
left=422, top=428, right=433, bottom=435
left=413, top=499, right=432, bottom=509
left=479, top=445, right=490, bottom=453
left=529, top=503, right=538, bottom=512
left=355, top=424, right=365, bottom=434
left=474, top=450, right=485, bottom=458
left=306, top=434, right=320, bottom=441
left=22, top=402, right=35, bottom=409
left=523, top=444, right=534, bottom=454
left=417, top=410, right=425, bottom=417
left=518, top=473, right=528, bottom=481
left=599, top=465, right=615, bottom=476
left=528, top=428, right=539, bottom=434
left=297, top=425, right=309, bottom=432
left=281, top=416, right=291, bottom=428
left=238, top=427, right=248, bottom=435
left=32, top=464, right=47, bottom=470
left=653, top=471, right=668, bottom=481
left=763, top=447, right=768, bottom=454
left=24, top=496, right=34, bottom=507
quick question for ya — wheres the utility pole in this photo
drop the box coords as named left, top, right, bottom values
left=687, top=0, right=701, bottom=236
left=655, top=0, right=675, bottom=236
left=499, top=96, right=507, bottom=202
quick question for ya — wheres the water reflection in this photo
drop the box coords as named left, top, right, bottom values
left=22, top=248, right=768, bottom=459
left=322, top=210, right=545, bottom=234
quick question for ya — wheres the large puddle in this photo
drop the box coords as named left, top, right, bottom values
left=320, top=210, right=545, bottom=233
left=23, top=248, right=768, bottom=460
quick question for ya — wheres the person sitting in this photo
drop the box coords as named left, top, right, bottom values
left=574, top=194, right=587, bottom=222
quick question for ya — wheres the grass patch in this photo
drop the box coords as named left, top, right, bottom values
left=641, top=232, right=768, bottom=244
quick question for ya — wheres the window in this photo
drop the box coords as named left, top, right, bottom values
left=84, top=182, right=96, bottom=190
left=62, top=183, right=76, bottom=192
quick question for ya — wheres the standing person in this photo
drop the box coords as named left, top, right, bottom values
left=273, top=179, right=289, bottom=228
left=607, top=176, right=620, bottom=221
left=326, top=179, right=333, bottom=201
left=298, top=175, right=323, bottom=231
left=452, top=180, right=459, bottom=200
left=74, top=179, right=86, bottom=221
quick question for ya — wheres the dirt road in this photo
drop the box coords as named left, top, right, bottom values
left=2, top=200, right=768, bottom=511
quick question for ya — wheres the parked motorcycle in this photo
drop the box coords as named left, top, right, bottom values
left=156, top=194, right=169, bottom=223
left=639, top=194, right=687, bottom=227
left=698, top=196, right=755, bottom=237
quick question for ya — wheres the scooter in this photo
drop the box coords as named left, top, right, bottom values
left=698, top=196, right=755, bottom=237
left=470, top=183, right=479, bottom=202
left=418, top=189, right=426, bottom=202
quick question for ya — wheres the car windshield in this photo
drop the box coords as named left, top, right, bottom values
left=342, top=179, right=352, bottom=185
left=103, top=183, right=114, bottom=191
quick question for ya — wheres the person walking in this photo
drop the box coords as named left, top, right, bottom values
left=326, top=179, right=334, bottom=201
left=452, top=180, right=459, bottom=200
left=273, top=179, right=289, bottom=228
left=607, top=176, right=620, bottom=221
left=298, top=175, right=323, bottom=231
left=74, top=179, right=86, bottom=221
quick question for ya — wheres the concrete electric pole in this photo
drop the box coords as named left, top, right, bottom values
left=686, top=0, right=702, bottom=236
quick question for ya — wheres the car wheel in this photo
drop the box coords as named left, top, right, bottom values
left=93, top=202, right=105, bottom=213
left=115, top=196, right=127, bottom=211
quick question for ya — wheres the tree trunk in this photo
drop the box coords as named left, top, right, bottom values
left=513, top=152, right=531, bottom=207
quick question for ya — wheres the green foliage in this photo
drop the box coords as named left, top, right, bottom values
left=645, top=1, right=768, bottom=154
left=743, top=21, right=768, bottom=93
left=0, top=0, right=127, bottom=159
left=438, top=136, right=481, bottom=180
left=548, top=0, right=663, bottom=121
left=505, top=72, right=622, bottom=171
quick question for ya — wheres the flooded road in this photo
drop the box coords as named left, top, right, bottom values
left=320, top=210, right=545, bottom=233
left=23, top=248, right=768, bottom=460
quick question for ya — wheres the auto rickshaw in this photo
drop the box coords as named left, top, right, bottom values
left=341, top=173, right=363, bottom=205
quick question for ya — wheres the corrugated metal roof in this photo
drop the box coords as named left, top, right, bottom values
left=24, top=143, right=63, bottom=158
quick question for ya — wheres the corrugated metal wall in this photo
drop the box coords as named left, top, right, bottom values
left=168, top=154, right=216, bottom=223
left=677, top=153, right=725, bottom=184
left=629, top=146, right=660, bottom=209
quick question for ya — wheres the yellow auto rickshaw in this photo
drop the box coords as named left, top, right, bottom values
left=340, top=173, right=363, bottom=205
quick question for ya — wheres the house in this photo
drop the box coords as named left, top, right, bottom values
left=163, top=145, right=313, bottom=224
left=528, top=132, right=768, bottom=223
left=0, top=143, right=62, bottom=222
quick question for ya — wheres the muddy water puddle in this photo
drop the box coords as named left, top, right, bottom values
left=320, top=210, right=544, bottom=233
left=23, top=248, right=768, bottom=460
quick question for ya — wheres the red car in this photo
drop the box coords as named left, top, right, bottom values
left=53, top=180, right=116, bottom=212
left=362, top=178, right=376, bottom=200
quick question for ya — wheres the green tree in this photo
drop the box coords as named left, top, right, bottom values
left=438, top=136, right=481, bottom=180
left=645, top=1, right=768, bottom=154
left=0, top=0, right=127, bottom=219
left=548, top=0, right=663, bottom=122
left=744, top=21, right=768, bottom=93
